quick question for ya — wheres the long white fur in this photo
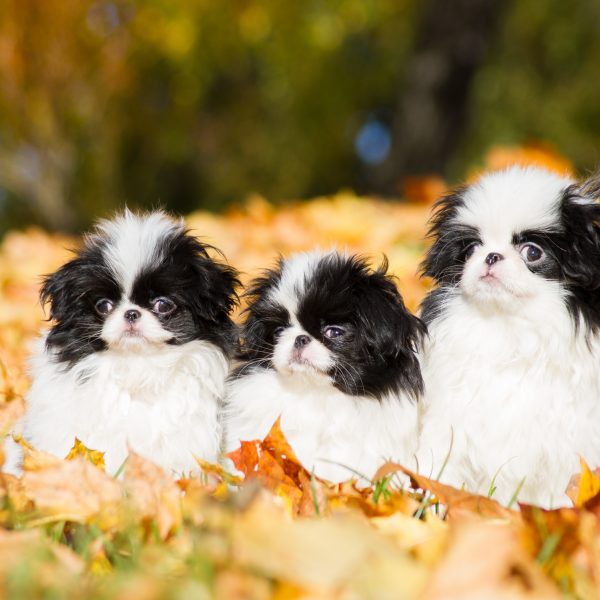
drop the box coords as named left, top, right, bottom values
left=224, top=251, right=419, bottom=483
left=417, top=167, right=600, bottom=507
left=5, top=211, right=227, bottom=477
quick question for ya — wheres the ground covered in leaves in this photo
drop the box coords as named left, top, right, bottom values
left=0, top=146, right=599, bottom=599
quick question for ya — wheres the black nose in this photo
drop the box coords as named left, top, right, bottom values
left=294, top=334, right=311, bottom=348
left=485, top=252, right=504, bottom=266
left=124, top=309, right=141, bottom=323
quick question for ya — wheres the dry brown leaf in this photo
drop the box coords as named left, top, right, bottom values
left=22, top=456, right=121, bottom=528
left=232, top=490, right=428, bottom=596
left=519, top=504, right=582, bottom=590
left=124, top=451, right=183, bottom=539
left=374, top=461, right=519, bottom=522
left=16, top=435, right=63, bottom=471
left=327, top=479, right=420, bottom=518
left=424, top=519, right=560, bottom=599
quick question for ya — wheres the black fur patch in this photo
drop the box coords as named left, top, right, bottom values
left=41, top=240, right=121, bottom=365
left=419, top=188, right=478, bottom=286
left=238, top=254, right=425, bottom=400
left=556, top=181, right=600, bottom=333
left=130, top=231, right=239, bottom=353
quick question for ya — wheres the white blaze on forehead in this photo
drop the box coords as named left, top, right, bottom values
left=456, top=167, right=574, bottom=244
left=268, top=250, right=337, bottom=320
left=94, top=210, right=183, bottom=294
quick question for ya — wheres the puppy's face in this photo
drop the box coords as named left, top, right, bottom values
left=42, top=211, right=239, bottom=365
left=422, top=167, right=600, bottom=320
left=240, top=252, right=424, bottom=399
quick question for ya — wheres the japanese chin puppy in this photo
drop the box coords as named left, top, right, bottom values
left=417, top=166, right=600, bottom=507
left=223, top=250, right=425, bottom=483
left=5, top=210, right=238, bottom=476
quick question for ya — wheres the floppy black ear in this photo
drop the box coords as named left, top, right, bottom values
left=172, top=234, right=240, bottom=324
left=420, top=187, right=474, bottom=285
left=559, top=174, right=600, bottom=290
left=40, top=256, right=96, bottom=322
left=356, top=258, right=426, bottom=399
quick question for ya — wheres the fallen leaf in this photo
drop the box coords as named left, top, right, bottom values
left=65, top=438, right=106, bottom=471
left=124, top=451, right=183, bottom=539
left=22, top=457, right=121, bottom=528
left=566, top=458, right=600, bottom=507
left=227, top=440, right=260, bottom=479
left=232, top=490, right=428, bottom=596
left=519, top=504, right=581, bottom=591
left=227, top=418, right=318, bottom=515
left=371, top=512, right=448, bottom=566
left=425, top=519, right=560, bottom=599
left=374, top=462, right=519, bottom=522
left=15, top=435, right=62, bottom=471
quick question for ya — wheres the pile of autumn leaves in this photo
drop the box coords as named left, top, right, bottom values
left=2, top=416, right=600, bottom=599
left=1, top=146, right=600, bottom=599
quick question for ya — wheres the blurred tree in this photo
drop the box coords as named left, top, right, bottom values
left=0, top=0, right=600, bottom=234
left=457, top=0, right=600, bottom=176
left=373, top=0, right=509, bottom=194
left=0, top=0, right=418, bottom=232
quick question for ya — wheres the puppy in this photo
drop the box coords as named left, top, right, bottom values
left=6, top=210, right=238, bottom=476
left=417, top=166, right=600, bottom=507
left=224, top=251, right=425, bottom=483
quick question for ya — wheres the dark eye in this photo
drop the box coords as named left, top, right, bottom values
left=151, top=297, right=176, bottom=315
left=273, top=326, right=286, bottom=338
left=464, top=242, right=481, bottom=260
left=519, top=243, right=545, bottom=264
left=94, top=298, right=115, bottom=316
left=324, top=326, right=345, bottom=339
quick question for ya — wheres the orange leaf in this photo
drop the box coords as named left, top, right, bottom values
left=227, top=440, right=260, bottom=479
left=566, top=458, right=600, bottom=507
left=227, top=418, right=319, bottom=515
left=373, top=462, right=519, bottom=522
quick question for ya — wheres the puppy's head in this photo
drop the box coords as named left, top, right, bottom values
left=239, top=251, right=424, bottom=399
left=42, top=210, right=239, bottom=365
left=421, top=166, right=600, bottom=327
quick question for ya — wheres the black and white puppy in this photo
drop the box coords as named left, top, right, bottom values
left=5, top=210, right=238, bottom=476
left=224, top=251, right=424, bottom=483
left=417, top=166, right=600, bottom=507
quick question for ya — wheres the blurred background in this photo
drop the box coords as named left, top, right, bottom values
left=0, top=0, right=600, bottom=235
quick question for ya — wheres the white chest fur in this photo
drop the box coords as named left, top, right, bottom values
left=17, top=338, right=227, bottom=476
left=418, top=294, right=600, bottom=507
left=224, top=369, right=419, bottom=483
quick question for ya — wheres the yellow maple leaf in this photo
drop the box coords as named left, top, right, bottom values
left=65, top=438, right=106, bottom=471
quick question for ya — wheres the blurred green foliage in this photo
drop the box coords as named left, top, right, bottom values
left=459, top=0, right=600, bottom=176
left=0, top=0, right=599, bottom=233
